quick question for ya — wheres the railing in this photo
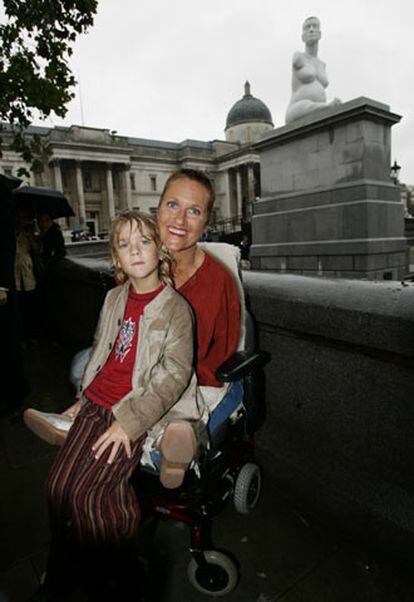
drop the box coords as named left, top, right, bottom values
left=404, top=217, right=414, bottom=245
left=210, top=214, right=244, bottom=236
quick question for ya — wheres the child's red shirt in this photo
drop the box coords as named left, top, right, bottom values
left=85, top=284, right=164, bottom=408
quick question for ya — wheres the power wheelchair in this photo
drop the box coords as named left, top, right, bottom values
left=71, top=243, right=269, bottom=596
left=130, top=315, right=269, bottom=596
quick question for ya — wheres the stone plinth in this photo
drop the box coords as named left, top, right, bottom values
left=251, top=97, right=406, bottom=279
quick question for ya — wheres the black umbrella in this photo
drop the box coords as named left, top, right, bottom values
left=13, top=186, right=75, bottom=219
left=0, top=173, right=22, bottom=190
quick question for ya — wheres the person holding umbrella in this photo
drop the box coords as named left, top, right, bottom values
left=13, top=185, right=73, bottom=271
left=37, top=212, right=66, bottom=268
left=15, top=210, right=39, bottom=343
left=12, top=186, right=73, bottom=339
left=30, top=212, right=66, bottom=340
left=0, top=174, right=30, bottom=415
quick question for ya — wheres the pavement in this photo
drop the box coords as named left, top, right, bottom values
left=1, top=340, right=413, bottom=601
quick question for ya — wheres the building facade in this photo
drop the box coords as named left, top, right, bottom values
left=1, top=82, right=273, bottom=237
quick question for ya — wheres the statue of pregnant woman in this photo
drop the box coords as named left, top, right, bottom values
left=285, top=16, right=341, bottom=124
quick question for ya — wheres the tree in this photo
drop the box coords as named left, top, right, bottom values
left=0, top=0, right=98, bottom=175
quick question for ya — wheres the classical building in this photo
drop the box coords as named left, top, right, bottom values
left=1, top=82, right=273, bottom=237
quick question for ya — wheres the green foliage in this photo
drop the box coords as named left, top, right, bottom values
left=0, top=0, right=98, bottom=175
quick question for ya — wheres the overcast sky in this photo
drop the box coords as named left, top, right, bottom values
left=15, top=0, right=414, bottom=183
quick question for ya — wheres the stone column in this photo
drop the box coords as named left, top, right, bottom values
left=123, top=164, right=132, bottom=210
left=53, top=160, right=63, bottom=192
left=236, top=168, right=243, bottom=217
left=75, top=161, right=86, bottom=225
left=246, top=163, right=256, bottom=220
left=247, top=164, right=255, bottom=203
left=106, top=164, right=115, bottom=219
left=222, top=170, right=232, bottom=220
left=52, top=160, right=66, bottom=227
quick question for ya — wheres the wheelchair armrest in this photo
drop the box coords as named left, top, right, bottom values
left=215, top=350, right=271, bottom=382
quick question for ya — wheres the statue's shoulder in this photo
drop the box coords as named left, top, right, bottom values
left=292, top=51, right=305, bottom=68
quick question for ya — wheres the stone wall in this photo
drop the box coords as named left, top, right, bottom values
left=244, top=271, right=414, bottom=566
left=48, top=260, right=414, bottom=565
left=48, top=259, right=114, bottom=347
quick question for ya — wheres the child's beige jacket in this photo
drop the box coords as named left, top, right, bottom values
left=79, top=282, right=200, bottom=441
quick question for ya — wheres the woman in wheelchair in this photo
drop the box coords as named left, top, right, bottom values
left=25, top=169, right=241, bottom=483
left=27, top=170, right=242, bottom=600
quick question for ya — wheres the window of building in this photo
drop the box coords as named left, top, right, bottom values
left=150, top=175, right=157, bottom=192
left=94, top=173, right=101, bottom=192
left=130, top=173, right=136, bottom=191
left=34, top=172, right=44, bottom=187
left=149, top=207, right=157, bottom=217
left=62, top=171, right=69, bottom=188
left=84, top=171, right=92, bottom=190
left=86, top=211, right=99, bottom=237
left=4, top=168, right=12, bottom=176
left=83, top=171, right=102, bottom=192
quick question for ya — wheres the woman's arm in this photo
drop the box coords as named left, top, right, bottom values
left=197, top=269, right=241, bottom=387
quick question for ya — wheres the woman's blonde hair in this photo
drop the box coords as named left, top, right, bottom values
left=109, top=210, right=173, bottom=286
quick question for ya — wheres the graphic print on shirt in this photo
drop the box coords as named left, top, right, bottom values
left=115, top=317, right=136, bottom=363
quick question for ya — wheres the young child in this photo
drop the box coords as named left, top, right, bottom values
left=32, top=211, right=198, bottom=600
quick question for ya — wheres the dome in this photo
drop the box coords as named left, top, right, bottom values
left=225, top=81, right=273, bottom=130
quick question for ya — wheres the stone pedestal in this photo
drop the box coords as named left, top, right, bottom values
left=251, top=97, right=406, bottom=279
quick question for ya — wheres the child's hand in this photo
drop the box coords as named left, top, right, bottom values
left=63, top=401, right=81, bottom=420
left=92, top=420, right=131, bottom=464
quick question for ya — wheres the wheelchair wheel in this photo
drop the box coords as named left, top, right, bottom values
left=233, top=462, right=262, bottom=514
left=187, top=550, right=238, bottom=596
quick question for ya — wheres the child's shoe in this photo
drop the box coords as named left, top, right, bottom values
left=23, top=408, right=72, bottom=446
left=159, top=421, right=197, bottom=489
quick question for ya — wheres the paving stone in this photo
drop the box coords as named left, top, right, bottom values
left=273, top=549, right=414, bottom=601
left=1, top=340, right=413, bottom=601
left=0, top=558, right=38, bottom=602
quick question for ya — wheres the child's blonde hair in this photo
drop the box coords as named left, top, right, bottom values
left=109, top=210, right=173, bottom=286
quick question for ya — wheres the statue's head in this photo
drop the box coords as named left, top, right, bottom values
left=302, top=16, right=321, bottom=45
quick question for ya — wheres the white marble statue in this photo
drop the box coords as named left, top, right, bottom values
left=285, top=16, right=340, bottom=124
